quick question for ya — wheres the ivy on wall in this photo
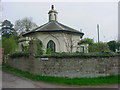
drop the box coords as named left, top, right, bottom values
left=37, top=40, right=43, bottom=56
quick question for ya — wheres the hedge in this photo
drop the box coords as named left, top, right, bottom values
left=9, top=51, right=119, bottom=59
left=35, top=52, right=119, bottom=59
left=9, top=52, right=29, bottom=58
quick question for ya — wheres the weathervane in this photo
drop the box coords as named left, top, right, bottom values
left=52, top=5, right=54, bottom=10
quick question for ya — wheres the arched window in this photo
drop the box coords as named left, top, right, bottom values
left=47, top=40, right=56, bottom=52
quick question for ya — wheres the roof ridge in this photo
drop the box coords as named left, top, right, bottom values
left=35, top=22, right=50, bottom=31
left=55, top=22, right=66, bottom=30
left=23, top=21, right=84, bottom=36
left=57, top=22, right=80, bottom=32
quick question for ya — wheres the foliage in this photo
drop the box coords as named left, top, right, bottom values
left=46, top=48, right=54, bottom=55
left=2, top=33, right=11, bottom=38
left=107, top=40, right=118, bottom=52
left=1, top=20, right=13, bottom=34
left=0, top=20, right=17, bottom=37
left=0, top=38, right=2, bottom=48
left=22, top=46, right=29, bottom=52
left=2, top=35, right=17, bottom=55
left=37, top=40, right=43, bottom=56
left=14, top=17, right=38, bottom=35
left=79, top=38, right=94, bottom=45
left=19, top=45, right=29, bottom=52
left=36, top=52, right=118, bottom=59
left=116, top=42, right=120, bottom=53
left=28, top=39, right=43, bottom=56
left=3, top=66, right=120, bottom=85
left=89, top=42, right=110, bottom=53
left=9, top=52, right=29, bottom=58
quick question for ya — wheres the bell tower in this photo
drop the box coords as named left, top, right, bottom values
left=48, top=5, right=58, bottom=22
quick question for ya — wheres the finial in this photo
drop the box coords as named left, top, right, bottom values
left=52, top=5, right=54, bottom=10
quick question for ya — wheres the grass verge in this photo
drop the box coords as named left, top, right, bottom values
left=2, top=66, right=120, bottom=86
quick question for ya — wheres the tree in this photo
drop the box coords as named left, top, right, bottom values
left=2, top=35, right=17, bottom=55
left=116, top=42, right=120, bottom=50
left=62, top=33, right=77, bottom=53
left=0, top=20, right=17, bottom=38
left=79, top=38, right=94, bottom=45
left=14, top=17, right=38, bottom=35
left=107, top=40, right=118, bottom=52
left=89, top=42, right=110, bottom=52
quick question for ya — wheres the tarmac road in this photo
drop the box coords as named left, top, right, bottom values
left=2, top=71, right=119, bottom=88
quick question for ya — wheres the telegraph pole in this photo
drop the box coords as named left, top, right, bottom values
left=97, top=24, right=100, bottom=43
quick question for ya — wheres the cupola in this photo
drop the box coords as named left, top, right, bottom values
left=48, top=5, right=58, bottom=22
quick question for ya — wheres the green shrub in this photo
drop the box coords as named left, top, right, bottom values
left=37, top=40, right=43, bottom=56
left=23, top=46, right=29, bottom=52
left=107, top=40, right=118, bottom=52
left=36, top=52, right=118, bottom=59
left=46, top=48, right=54, bottom=55
left=10, top=52, right=29, bottom=58
left=29, top=39, right=43, bottom=56
left=2, top=35, right=17, bottom=55
left=89, top=42, right=110, bottom=53
left=79, top=38, right=94, bottom=45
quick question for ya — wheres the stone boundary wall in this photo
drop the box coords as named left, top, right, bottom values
left=6, top=56, right=119, bottom=78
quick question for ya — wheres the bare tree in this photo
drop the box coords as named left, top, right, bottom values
left=62, top=33, right=78, bottom=53
left=14, top=17, right=38, bottom=35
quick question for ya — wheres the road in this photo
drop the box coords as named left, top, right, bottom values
left=2, top=71, right=119, bottom=88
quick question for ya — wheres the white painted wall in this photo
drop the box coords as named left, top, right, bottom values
left=18, top=32, right=86, bottom=53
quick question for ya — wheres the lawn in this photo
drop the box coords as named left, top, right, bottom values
left=2, top=66, right=120, bottom=86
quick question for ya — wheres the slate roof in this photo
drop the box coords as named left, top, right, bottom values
left=23, top=21, right=84, bottom=36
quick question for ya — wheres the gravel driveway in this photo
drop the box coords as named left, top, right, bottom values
left=2, top=71, right=119, bottom=88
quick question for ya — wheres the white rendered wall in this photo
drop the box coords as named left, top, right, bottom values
left=19, top=32, right=83, bottom=53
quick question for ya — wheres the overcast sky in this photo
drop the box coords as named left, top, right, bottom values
left=1, top=1, right=118, bottom=42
